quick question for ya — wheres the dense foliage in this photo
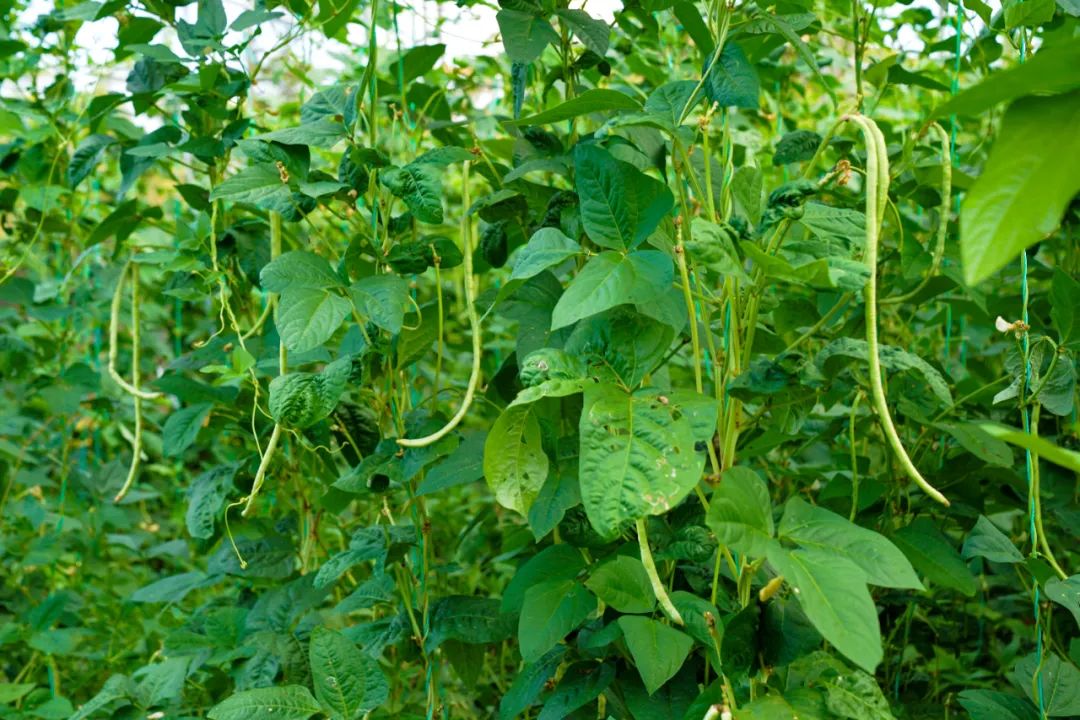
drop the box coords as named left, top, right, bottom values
left=1, top=0, right=1079, bottom=717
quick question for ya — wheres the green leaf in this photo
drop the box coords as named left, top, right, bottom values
left=642, top=81, right=700, bottom=129
left=934, top=422, right=1014, bottom=467
left=502, top=544, right=586, bottom=614
left=747, top=11, right=835, bottom=108
left=929, top=43, right=1080, bottom=120
left=309, top=626, right=387, bottom=718
left=551, top=250, right=673, bottom=330
left=778, top=497, right=923, bottom=589
left=773, top=130, right=822, bottom=165
left=1045, top=575, right=1080, bottom=630
left=579, top=384, right=716, bottom=538
left=890, top=518, right=977, bottom=596
left=505, top=87, right=639, bottom=127
left=585, top=556, right=656, bottom=613
left=0, top=683, right=35, bottom=704
left=977, top=423, right=1080, bottom=473
left=68, top=134, right=114, bottom=187
left=162, top=403, right=211, bottom=457
left=210, top=164, right=287, bottom=204
left=1050, top=267, right=1080, bottom=346
left=555, top=9, right=609, bottom=55
left=69, top=676, right=133, bottom=720
left=1009, top=653, right=1080, bottom=715
left=250, top=117, right=346, bottom=147
left=706, top=466, right=775, bottom=558
left=130, top=571, right=218, bottom=603
left=765, top=546, right=883, bottom=673
left=484, top=404, right=549, bottom=516
left=261, top=251, right=343, bottom=292
left=1004, top=0, right=1056, bottom=28
left=958, top=690, right=1039, bottom=720
left=334, top=573, right=396, bottom=613
left=703, top=41, right=759, bottom=109
left=207, top=686, right=322, bottom=720
left=573, top=145, right=674, bottom=251
left=817, top=337, right=952, bottom=406
left=381, top=163, right=443, bottom=223
left=350, top=275, right=409, bottom=334
left=961, top=516, right=1024, bottom=564
left=268, top=357, right=351, bottom=430
left=277, top=288, right=352, bottom=353
left=417, top=432, right=486, bottom=496
left=518, top=579, right=596, bottom=662
left=822, top=670, right=895, bottom=720
left=497, top=10, right=559, bottom=63
left=499, top=648, right=567, bottom=720
left=797, top=203, right=866, bottom=247
left=563, top=307, right=676, bottom=388
left=960, top=91, right=1080, bottom=285
left=617, top=616, right=694, bottom=695
left=510, top=228, right=581, bottom=281
left=537, top=662, right=615, bottom=720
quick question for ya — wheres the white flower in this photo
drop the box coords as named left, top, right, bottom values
left=995, top=316, right=1014, bottom=333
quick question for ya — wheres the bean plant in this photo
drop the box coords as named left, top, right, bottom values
left=0, top=0, right=1078, bottom=717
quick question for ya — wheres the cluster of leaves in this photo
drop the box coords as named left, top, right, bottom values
left=1, top=0, right=1079, bottom=717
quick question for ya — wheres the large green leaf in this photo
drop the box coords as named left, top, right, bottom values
left=510, top=228, right=582, bottom=281
left=705, top=467, right=775, bottom=558
left=551, top=250, right=673, bottom=330
left=816, top=337, right=952, bottom=406
left=765, top=546, right=883, bottom=672
left=207, top=686, right=322, bottom=720
left=484, top=404, right=549, bottom=516
left=309, top=626, right=388, bottom=718
left=1045, top=575, right=1080, bottom=630
left=702, top=41, right=759, bottom=108
left=162, top=403, right=212, bottom=457
left=497, top=10, right=559, bottom=63
left=961, top=516, right=1024, bottom=564
left=579, top=384, right=716, bottom=538
left=381, top=162, right=443, bottom=223
left=822, top=670, right=895, bottom=720
left=250, top=117, right=346, bottom=147
left=960, top=91, right=1080, bottom=285
left=555, top=9, right=609, bottom=55
left=68, top=134, right=114, bottom=187
left=261, top=251, right=343, bottom=292
left=573, top=144, right=674, bottom=251
left=208, top=164, right=286, bottom=205
left=778, top=497, right=922, bottom=590
left=890, top=519, right=977, bottom=596
left=1008, top=653, right=1080, bottom=716
left=617, top=616, right=694, bottom=695
left=518, top=579, right=596, bottom=662
left=276, top=287, right=352, bottom=353
left=350, top=275, right=409, bottom=334
left=506, top=88, right=639, bottom=127
left=268, top=357, right=351, bottom=430
left=537, top=662, right=615, bottom=720
left=502, top=544, right=586, bottom=614
left=585, top=556, right=656, bottom=614
left=957, top=690, right=1039, bottom=720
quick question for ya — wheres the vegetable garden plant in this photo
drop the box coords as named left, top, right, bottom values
left=1, top=0, right=1079, bottom=715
